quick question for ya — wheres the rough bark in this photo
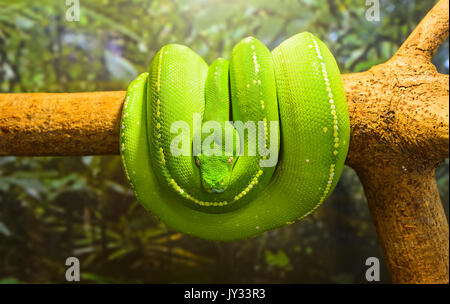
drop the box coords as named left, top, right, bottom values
left=0, top=0, right=448, bottom=284
left=0, top=91, right=124, bottom=156
left=343, top=0, right=449, bottom=283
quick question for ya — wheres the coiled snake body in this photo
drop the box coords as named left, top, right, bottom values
left=120, top=32, right=350, bottom=241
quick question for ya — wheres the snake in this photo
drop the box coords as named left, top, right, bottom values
left=119, top=32, right=350, bottom=241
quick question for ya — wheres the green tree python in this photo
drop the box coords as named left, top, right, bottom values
left=119, top=32, right=350, bottom=241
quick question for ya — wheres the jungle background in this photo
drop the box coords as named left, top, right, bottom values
left=0, top=0, right=448, bottom=284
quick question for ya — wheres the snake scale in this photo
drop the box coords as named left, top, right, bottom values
left=120, top=32, right=350, bottom=241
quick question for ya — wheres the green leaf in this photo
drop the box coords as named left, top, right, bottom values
left=0, top=277, right=20, bottom=284
left=264, top=249, right=292, bottom=270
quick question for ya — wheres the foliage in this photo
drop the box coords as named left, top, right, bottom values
left=0, top=0, right=448, bottom=283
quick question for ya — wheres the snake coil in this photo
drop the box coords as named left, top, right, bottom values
left=120, top=32, right=350, bottom=241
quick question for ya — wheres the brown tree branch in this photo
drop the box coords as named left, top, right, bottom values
left=395, top=0, right=449, bottom=60
left=0, top=0, right=448, bottom=284
left=344, top=0, right=449, bottom=283
left=0, top=91, right=124, bottom=156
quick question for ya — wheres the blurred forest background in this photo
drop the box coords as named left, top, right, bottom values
left=0, top=0, right=448, bottom=283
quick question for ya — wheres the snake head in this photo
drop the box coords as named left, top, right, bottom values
left=195, top=154, right=238, bottom=193
left=195, top=125, right=240, bottom=193
left=195, top=122, right=241, bottom=193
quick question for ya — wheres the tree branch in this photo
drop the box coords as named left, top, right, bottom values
left=395, top=0, right=449, bottom=60
left=0, top=0, right=448, bottom=284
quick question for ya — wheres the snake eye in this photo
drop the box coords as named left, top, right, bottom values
left=228, top=156, right=233, bottom=164
left=196, top=158, right=201, bottom=166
